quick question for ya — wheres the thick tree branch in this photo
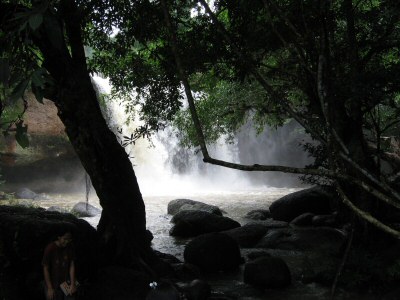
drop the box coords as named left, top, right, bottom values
left=336, top=184, right=400, bottom=239
left=339, top=152, right=400, bottom=202
left=160, top=0, right=209, bottom=158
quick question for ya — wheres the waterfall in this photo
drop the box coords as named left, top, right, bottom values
left=92, top=76, right=312, bottom=196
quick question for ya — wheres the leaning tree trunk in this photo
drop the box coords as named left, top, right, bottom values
left=27, top=0, right=155, bottom=270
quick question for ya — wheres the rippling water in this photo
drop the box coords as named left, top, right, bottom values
left=32, top=187, right=300, bottom=260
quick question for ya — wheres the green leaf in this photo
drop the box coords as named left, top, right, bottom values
left=29, top=14, right=43, bottom=31
left=9, top=79, right=29, bottom=103
left=18, top=21, right=28, bottom=33
left=32, top=83, right=44, bottom=103
left=15, top=122, right=29, bottom=149
left=31, top=68, right=45, bottom=88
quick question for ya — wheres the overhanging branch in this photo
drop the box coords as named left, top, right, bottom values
left=336, top=184, right=400, bottom=239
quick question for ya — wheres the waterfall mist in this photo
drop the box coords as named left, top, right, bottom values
left=94, top=76, right=313, bottom=196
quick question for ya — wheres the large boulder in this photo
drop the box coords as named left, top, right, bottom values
left=0, top=205, right=98, bottom=300
left=256, top=227, right=346, bottom=256
left=168, top=199, right=222, bottom=216
left=184, top=233, right=243, bottom=272
left=170, top=210, right=240, bottom=237
left=71, top=202, right=102, bottom=217
left=290, top=213, right=315, bottom=226
left=243, top=256, right=291, bottom=289
left=269, top=186, right=335, bottom=222
left=222, top=223, right=267, bottom=248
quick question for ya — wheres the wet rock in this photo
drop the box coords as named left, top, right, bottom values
left=184, top=233, right=243, bottom=272
left=170, top=210, right=240, bottom=237
left=222, top=223, right=267, bottom=248
left=168, top=199, right=222, bottom=216
left=290, top=213, right=315, bottom=226
left=210, top=281, right=265, bottom=300
left=245, top=248, right=339, bottom=284
left=71, top=202, right=102, bottom=217
left=87, top=266, right=150, bottom=300
left=256, top=227, right=346, bottom=256
left=243, top=256, right=291, bottom=289
left=248, top=218, right=288, bottom=229
left=312, top=213, right=337, bottom=227
left=15, top=187, right=48, bottom=200
left=47, top=206, right=68, bottom=213
left=177, top=279, right=211, bottom=300
left=171, top=263, right=202, bottom=281
left=269, top=186, right=335, bottom=222
left=244, top=209, right=271, bottom=220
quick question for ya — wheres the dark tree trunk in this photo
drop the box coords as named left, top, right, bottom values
left=24, top=0, right=155, bottom=271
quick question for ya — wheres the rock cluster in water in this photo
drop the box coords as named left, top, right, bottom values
left=165, top=187, right=365, bottom=299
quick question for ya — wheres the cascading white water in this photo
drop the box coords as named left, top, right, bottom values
left=92, top=75, right=312, bottom=197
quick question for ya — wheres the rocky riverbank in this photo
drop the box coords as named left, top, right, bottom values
left=1, top=186, right=400, bottom=299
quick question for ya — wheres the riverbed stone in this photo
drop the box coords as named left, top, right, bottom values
left=184, top=233, right=243, bottom=272
left=15, top=187, right=49, bottom=200
left=71, top=201, right=102, bottom=217
left=170, top=210, right=240, bottom=237
left=247, top=218, right=289, bottom=229
left=243, top=256, right=291, bottom=289
left=312, top=213, right=337, bottom=227
left=256, top=227, right=346, bottom=256
left=177, top=279, right=211, bottom=300
left=244, top=209, right=271, bottom=220
left=290, top=213, right=315, bottom=226
left=244, top=248, right=339, bottom=284
left=222, top=223, right=267, bottom=248
left=269, top=186, right=335, bottom=222
left=168, top=199, right=222, bottom=216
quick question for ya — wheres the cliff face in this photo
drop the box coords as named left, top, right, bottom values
left=0, top=93, right=84, bottom=193
left=23, top=92, right=66, bottom=136
left=0, top=92, right=75, bottom=166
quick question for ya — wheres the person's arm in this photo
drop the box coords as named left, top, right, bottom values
left=69, top=260, right=77, bottom=295
left=43, top=264, right=55, bottom=300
